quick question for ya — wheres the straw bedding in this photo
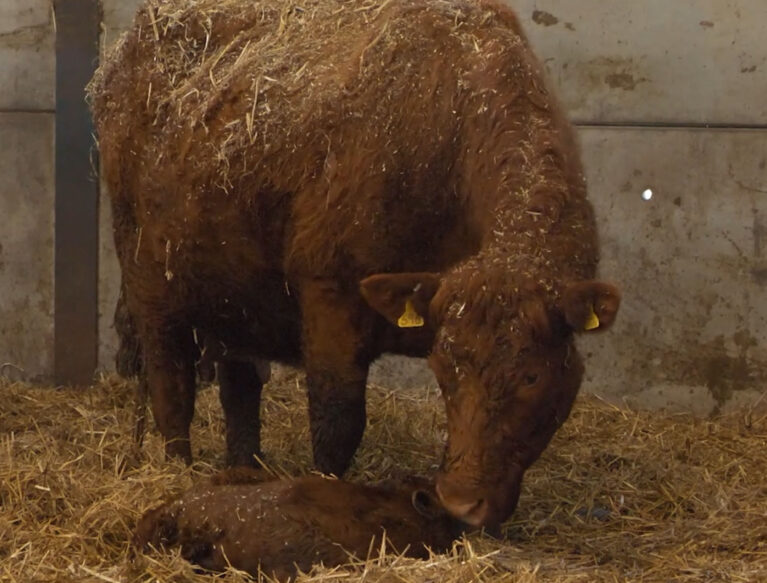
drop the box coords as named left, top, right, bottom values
left=1, top=370, right=765, bottom=582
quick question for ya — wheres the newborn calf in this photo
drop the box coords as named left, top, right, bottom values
left=133, top=470, right=460, bottom=579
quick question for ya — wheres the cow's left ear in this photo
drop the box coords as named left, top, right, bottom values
left=559, top=280, right=621, bottom=333
left=360, top=272, right=441, bottom=328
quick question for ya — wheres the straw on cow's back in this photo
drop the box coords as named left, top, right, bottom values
left=88, top=0, right=533, bottom=197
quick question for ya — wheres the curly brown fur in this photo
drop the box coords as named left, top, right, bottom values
left=90, top=0, right=619, bottom=528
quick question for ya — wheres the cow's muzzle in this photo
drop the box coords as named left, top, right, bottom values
left=435, top=469, right=522, bottom=532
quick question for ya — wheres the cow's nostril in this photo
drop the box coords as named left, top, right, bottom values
left=448, top=498, right=485, bottom=524
left=464, top=498, right=489, bottom=526
left=457, top=497, right=483, bottom=517
left=454, top=498, right=489, bottom=528
left=436, top=482, right=490, bottom=526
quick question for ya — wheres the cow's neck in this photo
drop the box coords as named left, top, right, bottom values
left=454, top=186, right=597, bottom=302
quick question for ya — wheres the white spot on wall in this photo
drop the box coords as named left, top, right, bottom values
left=642, top=188, right=653, bottom=201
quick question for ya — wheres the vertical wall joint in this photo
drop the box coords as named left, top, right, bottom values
left=54, top=0, right=102, bottom=385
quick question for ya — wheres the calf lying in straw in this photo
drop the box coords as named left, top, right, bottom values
left=132, top=469, right=461, bottom=579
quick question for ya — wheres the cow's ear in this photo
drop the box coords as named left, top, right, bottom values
left=360, top=273, right=441, bottom=328
left=560, top=281, right=621, bottom=333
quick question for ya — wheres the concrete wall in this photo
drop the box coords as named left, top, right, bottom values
left=0, top=0, right=54, bottom=111
left=577, top=128, right=767, bottom=413
left=2, top=1, right=765, bottom=414
left=0, top=0, right=54, bottom=381
left=516, top=0, right=767, bottom=125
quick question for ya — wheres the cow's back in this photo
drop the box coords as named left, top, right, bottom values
left=89, top=0, right=541, bottom=280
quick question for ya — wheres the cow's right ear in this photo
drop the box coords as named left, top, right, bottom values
left=359, top=273, right=441, bottom=328
left=560, top=280, right=621, bottom=333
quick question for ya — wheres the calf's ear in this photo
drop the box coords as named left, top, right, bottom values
left=560, top=281, right=621, bottom=333
left=359, top=273, right=441, bottom=328
left=411, top=489, right=445, bottom=519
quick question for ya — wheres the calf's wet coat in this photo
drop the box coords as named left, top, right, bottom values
left=133, top=470, right=461, bottom=579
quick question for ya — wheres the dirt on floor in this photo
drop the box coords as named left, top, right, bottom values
left=1, top=370, right=766, bottom=582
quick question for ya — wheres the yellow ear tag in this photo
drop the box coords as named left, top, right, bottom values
left=584, top=306, right=600, bottom=331
left=397, top=299, right=424, bottom=328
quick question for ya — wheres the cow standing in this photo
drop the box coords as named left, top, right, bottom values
left=89, top=0, right=619, bottom=529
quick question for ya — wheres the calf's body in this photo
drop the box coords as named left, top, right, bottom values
left=133, top=474, right=458, bottom=579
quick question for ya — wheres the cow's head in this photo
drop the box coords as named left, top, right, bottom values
left=360, top=271, right=620, bottom=530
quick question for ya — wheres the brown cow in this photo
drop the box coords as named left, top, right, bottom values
left=132, top=470, right=460, bottom=580
left=89, top=0, right=619, bottom=528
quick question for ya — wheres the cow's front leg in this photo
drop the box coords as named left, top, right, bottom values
left=306, top=368, right=367, bottom=476
left=218, top=359, right=264, bottom=468
left=300, top=280, right=373, bottom=476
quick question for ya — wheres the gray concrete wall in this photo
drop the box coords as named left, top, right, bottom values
left=2, top=0, right=765, bottom=414
left=515, top=0, right=767, bottom=125
left=0, top=0, right=54, bottom=111
left=0, top=114, right=54, bottom=381
left=576, top=127, right=767, bottom=413
left=0, top=0, right=55, bottom=381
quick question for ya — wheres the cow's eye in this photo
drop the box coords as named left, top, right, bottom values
left=523, top=372, right=539, bottom=386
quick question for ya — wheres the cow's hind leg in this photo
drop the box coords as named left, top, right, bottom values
left=142, top=322, right=197, bottom=463
left=300, top=280, right=372, bottom=476
left=114, top=283, right=143, bottom=378
left=218, top=359, right=264, bottom=467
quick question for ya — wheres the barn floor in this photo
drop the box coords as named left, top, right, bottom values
left=1, top=372, right=765, bottom=582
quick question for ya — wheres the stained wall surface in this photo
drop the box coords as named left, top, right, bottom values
left=0, top=0, right=54, bottom=381
left=2, top=1, right=764, bottom=413
left=513, top=0, right=767, bottom=125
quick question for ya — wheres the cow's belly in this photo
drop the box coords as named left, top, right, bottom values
left=123, top=192, right=302, bottom=361
left=192, top=272, right=303, bottom=364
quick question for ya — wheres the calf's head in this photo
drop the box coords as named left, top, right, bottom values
left=361, top=272, right=620, bottom=530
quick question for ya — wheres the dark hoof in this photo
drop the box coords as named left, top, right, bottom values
left=313, top=449, right=354, bottom=477
left=225, top=450, right=263, bottom=469
left=165, top=440, right=193, bottom=465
